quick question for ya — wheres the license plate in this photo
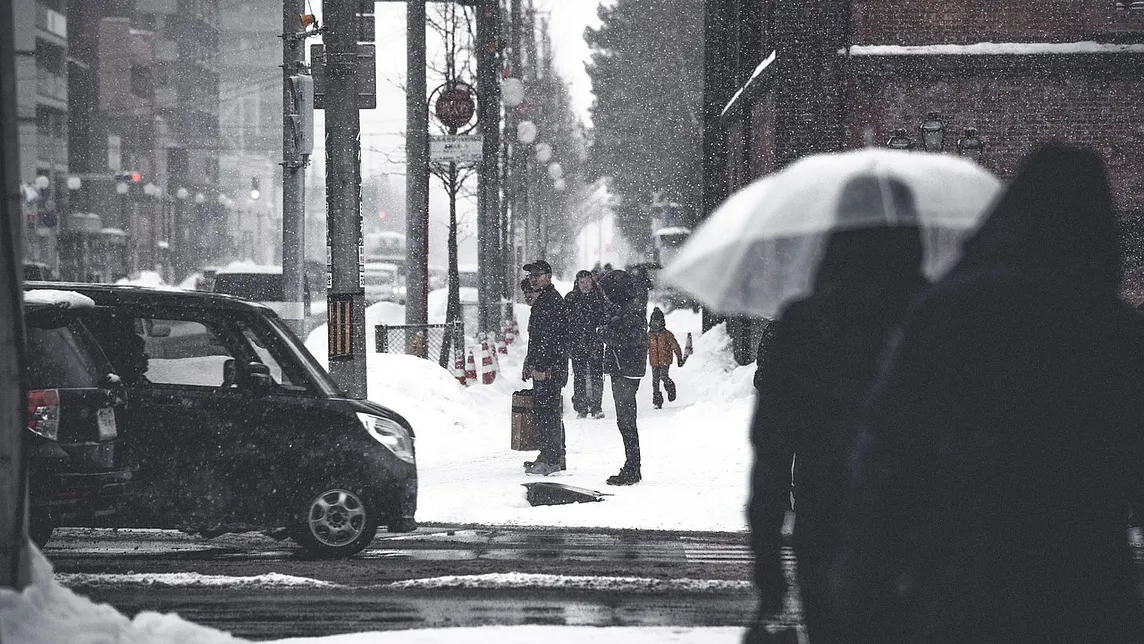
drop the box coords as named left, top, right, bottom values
left=97, top=407, right=117, bottom=440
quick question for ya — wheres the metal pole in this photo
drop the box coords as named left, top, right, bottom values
left=508, top=0, right=524, bottom=298
left=0, top=0, right=31, bottom=590
left=282, top=0, right=307, bottom=337
left=325, top=0, right=366, bottom=398
left=404, top=0, right=429, bottom=341
left=476, top=0, right=501, bottom=334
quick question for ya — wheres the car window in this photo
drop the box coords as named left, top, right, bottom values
left=236, top=322, right=305, bottom=391
left=140, top=318, right=236, bottom=387
left=25, top=322, right=103, bottom=389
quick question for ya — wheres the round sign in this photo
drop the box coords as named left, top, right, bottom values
left=434, top=83, right=476, bottom=130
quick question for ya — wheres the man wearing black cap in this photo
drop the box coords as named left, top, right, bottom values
left=522, top=259, right=569, bottom=475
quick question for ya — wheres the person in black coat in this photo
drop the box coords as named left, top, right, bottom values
left=522, top=260, right=569, bottom=475
left=565, top=269, right=608, bottom=418
left=745, top=175, right=928, bottom=644
left=842, top=144, right=1144, bottom=644
left=596, top=269, right=649, bottom=485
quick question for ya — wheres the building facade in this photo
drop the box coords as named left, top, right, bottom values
left=704, top=0, right=1144, bottom=363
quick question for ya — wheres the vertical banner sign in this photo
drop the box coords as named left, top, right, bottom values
left=328, top=294, right=354, bottom=361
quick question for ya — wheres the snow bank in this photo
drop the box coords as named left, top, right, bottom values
left=0, top=545, right=243, bottom=644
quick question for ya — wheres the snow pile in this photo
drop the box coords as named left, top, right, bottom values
left=282, top=626, right=743, bottom=643
left=22, top=289, right=95, bottom=309
left=57, top=571, right=339, bottom=589
left=116, top=271, right=173, bottom=289
left=384, top=572, right=752, bottom=593
left=0, top=545, right=244, bottom=644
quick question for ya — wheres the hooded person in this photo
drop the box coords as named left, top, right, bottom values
left=842, top=144, right=1144, bottom=643
left=565, top=269, right=608, bottom=418
left=596, top=269, right=650, bottom=485
left=745, top=174, right=929, bottom=644
left=646, top=307, right=683, bottom=409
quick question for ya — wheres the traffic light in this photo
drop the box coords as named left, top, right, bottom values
left=250, top=176, right=261, bottom=201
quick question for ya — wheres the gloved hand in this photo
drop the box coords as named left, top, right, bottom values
left=677, top=356, right=686, bottom=368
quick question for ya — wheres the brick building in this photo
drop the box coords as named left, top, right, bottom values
left=703, top=0, right=1144, bottom=363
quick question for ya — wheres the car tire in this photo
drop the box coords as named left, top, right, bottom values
left=291, top=484, right=380, bottom=558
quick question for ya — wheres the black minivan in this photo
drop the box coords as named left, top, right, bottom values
left=26, top=283, right=418, bottom=558
left=23, top=290, right=133, bottom=545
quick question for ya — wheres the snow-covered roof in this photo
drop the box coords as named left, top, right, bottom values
left=24, top=289, right=96, bottom=309
left=654, top=227, right=692, bottom=237
left=844, top=41, right=1144, bottom=56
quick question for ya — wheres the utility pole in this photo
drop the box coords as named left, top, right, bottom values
left=507, top=0, right=525, bottom=301
left=0, top=0, right=30, bottom=590
left=325, top=0, right=366, bottom=398
left=476, top=0, right=501, bottom=335
left=405, top=0, right=429, bottom=344
left=282, top=0, right=311, bottom=338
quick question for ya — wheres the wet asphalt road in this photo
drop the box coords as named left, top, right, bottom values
left=43, top=525, right=1144, bottom=640
left=44, top=525, right=764, bottom=639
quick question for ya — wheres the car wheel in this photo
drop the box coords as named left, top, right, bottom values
left=291, top=485, right=379, bottom=558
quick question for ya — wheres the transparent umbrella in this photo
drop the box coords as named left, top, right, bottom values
left=662, top=148, right=1002, bottom=318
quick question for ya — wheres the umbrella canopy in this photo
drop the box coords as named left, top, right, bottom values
left=662, top=148, right=1002, bottom=318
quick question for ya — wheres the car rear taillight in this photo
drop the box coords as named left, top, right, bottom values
left=26, top=389, right=60, bottom=441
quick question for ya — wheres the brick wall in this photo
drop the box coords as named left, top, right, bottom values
left=843, top=54, right=1144, bottom=217
left=850, top=0, right=1144, bottom=44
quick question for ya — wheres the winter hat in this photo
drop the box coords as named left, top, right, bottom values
left=650, top=307, right=665, bottom=325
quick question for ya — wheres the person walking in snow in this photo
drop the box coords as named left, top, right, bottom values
left=566, top=269, right=608, bottom=419
left=521, top=260, right=569, bottom=476
left=597, top=269, right=649, bottom=486
left=746, top=175, right=929, bottom=644
left=842, top=144, right=1144, bottom=644
left=647, top=307, right=684, bottom=409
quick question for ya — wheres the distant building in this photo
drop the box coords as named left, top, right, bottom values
left=14, top=0, right=70, bottom=271
left=703, top=0, right=1144, bottom=363
left=219, top=0, right=281, bottom=266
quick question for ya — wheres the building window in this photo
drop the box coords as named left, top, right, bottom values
left=130, top=66, right=153, bottom=99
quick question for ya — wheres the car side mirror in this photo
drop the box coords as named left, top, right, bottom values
left=241, top=361, right=273, bottom=395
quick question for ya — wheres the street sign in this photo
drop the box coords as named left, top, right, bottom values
left=430, top=135, right=484, bottom=163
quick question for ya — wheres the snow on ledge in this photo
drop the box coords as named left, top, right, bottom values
left=843, top=41, right=1144, bottom=56
left=23, top=289, right=95, bottom=309
left=384, top=572, right=752, bottom=593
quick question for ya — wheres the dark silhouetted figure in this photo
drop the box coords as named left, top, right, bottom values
left=746, top=175, right=928, bottom=644
left=844, top=144, right=1144, bottom=644
left=597, top=269, right=649, bottom=485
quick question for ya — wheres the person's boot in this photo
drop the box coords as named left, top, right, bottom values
left=665, top=379, right=677, bottom=402
left=652, top=389, right=663, bottom=409
left=526, top=460, right=561, bottom=476
left=607, top=465, right=641, bottom=486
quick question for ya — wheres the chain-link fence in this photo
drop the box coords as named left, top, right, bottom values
left=375, top=321, right=464, bottom=368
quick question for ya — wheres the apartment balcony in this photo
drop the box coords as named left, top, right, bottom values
left=35, top=5, right=67, bottom=45
left=35, top=70, right=67, bottom=108
left=36, top=134, right=67, bottom=166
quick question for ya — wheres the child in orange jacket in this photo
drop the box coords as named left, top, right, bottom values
left=647, top=307, right=684, bottom=409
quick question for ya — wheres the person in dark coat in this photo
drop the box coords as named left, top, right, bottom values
left=842, top=144, right=1144, bottom=644
left=746, top=175, right=928, bottom=644
left=565, top=269, right=608, bottom=419
left=752, top=318, right=778, bottom=394
left=522, top=260, right=569, bottom=476
left=596, top=269, right=649, bottom=485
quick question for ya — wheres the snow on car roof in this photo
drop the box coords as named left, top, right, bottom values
left=215, top=260, right=282, bottom=274
left=24, top=289, right=96, bottom=309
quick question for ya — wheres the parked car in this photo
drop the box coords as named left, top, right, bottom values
left=25, top=282, right=419, bottom=558
left=22, top=289, right=133, bottom=546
